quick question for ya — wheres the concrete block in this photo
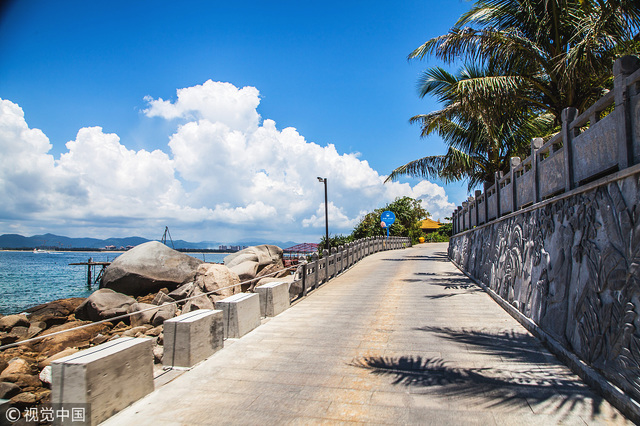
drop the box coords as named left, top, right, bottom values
left=51, top=337, right=153, bottom=426
left=255, top=281, right=290, bottom=317
left=163, top=309, right=223, bottom=368
left=216, top=293, right=260, bottom=338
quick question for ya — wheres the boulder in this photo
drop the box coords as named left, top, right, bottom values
left=224, top=252, right=259, bottom=269
left=224, top=245, right=285, bottom=289
left=1, top=358, right=33, bottom=377
left=5, top=326, right=29, bottom=342
left=0, top=382, right=20, bottom=399
left=152, top=291, right=175, bottom=306
left=182, top=287, right=214, bottom=312
left=0, top=314, right=29, bottom=332
left=224, top=245, right=284, bottom=269
left=194, top=264, right=241, bottom=300
left=39, top=366, right=52, bottom=385
left=0, top=373, right=41, bottom=388
left=151, top=303, right=176, bottom=327
left=168, top=282, right=194, bottom=301
left=25, top=298, right=85, bottom=327
left=75, top=289, right=136, bottom=322
left=101, top=241, right=203, bottom=296
left=145, top=326, right=163, bottom=337
left=10, top=392, right=38, bottom=406
left=128, top=302, right=159, bottom=327
left=122, top=326, right=151, bottom=338
left=229, top=261, right=259, bottom=283
left=36, top=321, right=109, bottom=357
left=153, top=346, right=163, bottom=364
left=27, top=323, right=46, bottom=339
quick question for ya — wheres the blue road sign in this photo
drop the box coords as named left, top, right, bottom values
left=381, top=211, right=395, bottom=239
left=381, top=211, right=396, bottom=227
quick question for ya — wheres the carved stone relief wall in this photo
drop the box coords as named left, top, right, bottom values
left=449, top=172, right=640, bottom=403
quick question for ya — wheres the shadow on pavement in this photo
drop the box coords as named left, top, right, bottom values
left=383, top=252, right=450, bottom=262
left=349, top=354, right=609, bottom=419
left=414, top=327, right=547, bottom=363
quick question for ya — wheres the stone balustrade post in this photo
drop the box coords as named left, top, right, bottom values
left=531, top=138, right=544, bottom=203
left=322, top=249, right=329, bottom=283
left=311, top=252, right=319, bottom=289
left=495, top=171, right=502, bottom=217
left=510, top=157, right=521, bottom=210
left=613, top=56, right=640, bottom=169
left=562, top=107, right=579, bottom=191
left=462, top=201, right=468, bottom=231
left=474, top=190, right=482, bottom=225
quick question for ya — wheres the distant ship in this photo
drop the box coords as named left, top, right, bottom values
left=33, top=248, right=49, bottom=253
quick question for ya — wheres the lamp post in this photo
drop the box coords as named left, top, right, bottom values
left=317, top=177, right=329, bottom=253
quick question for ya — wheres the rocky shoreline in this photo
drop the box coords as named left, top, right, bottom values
left=0, top=241, right=294, bottom=413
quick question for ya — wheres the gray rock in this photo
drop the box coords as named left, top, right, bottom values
left=224, top=245, right=283, bottom=269
left=122, top=326, right=151, bottom=337
left=195, top=264, right=241, bottom=300
left=151, top=303, right=177, bottom=327
left=224, top=245, right=284, bottom=287
left=0, top=382, right=20, bottom=399
left=39, top=366, right=52, bottom=385
left=153, top=345, right=163, bottom=364
left=0, top=314, right=29, bottom=332
left=74, top=288, right=137, bottom=322
left=152, top=291, right=175, bottom=306
left=168, top=282, right=194, bottom=301
left=101, top=241, right=203, bottom=296
left=128, top=302, right=159, bottom=327
left=182, top=287, right=214, bottom=312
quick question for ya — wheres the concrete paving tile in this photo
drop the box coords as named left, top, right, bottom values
left=298, top=387, right=374, bottom=405
left=405, top=407, right=499, bottom=425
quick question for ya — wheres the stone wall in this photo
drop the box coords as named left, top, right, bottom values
left=449, top=168, right=640, bottom=410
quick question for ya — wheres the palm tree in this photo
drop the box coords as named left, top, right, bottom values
left=386, top=64, right=554, bottom=189
left=388, top=0, right=640, bottom=187
left=409, top=0, right=640, bottom=121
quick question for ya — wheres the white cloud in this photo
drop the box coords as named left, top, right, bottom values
left=144, top=80, right=260, bottom=133
left=0, top=82, right=455, bottom=242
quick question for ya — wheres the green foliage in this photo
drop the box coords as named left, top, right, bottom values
left=318, top=234, right=353, bottom=254
left=351, top=196, right=428, bottom=244
left=388, top=0, right=640, bottom=189
left=424, top=222, right=453, bottom=243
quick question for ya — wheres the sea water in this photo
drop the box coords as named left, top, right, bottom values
left=0, top=251, right=228, bottom=315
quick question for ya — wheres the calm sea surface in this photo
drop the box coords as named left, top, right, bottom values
left=0, top=251, right=228, bottom=315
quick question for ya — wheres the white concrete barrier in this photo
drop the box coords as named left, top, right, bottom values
left=51, top=337, right=154, bottom=426
left=255, top=281, right=290, bottom=317
left=216, top=293, right=260, bottom=338
left=163, top=309, right=224, bottom=368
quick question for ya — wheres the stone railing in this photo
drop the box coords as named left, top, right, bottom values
left=452, top=56, right=640, bottom=235
left=448, top=56, right=640, bottom=422
left=289, top=236, right=411, bottom=299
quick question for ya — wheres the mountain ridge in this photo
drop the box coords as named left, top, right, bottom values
left=0, top=233, right=300, bottom=250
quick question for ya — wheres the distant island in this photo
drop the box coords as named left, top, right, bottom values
left=0, top=233, right=299, bottom=252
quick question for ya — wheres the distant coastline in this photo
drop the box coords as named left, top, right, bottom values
left=0, top=247, right=236, bottom=254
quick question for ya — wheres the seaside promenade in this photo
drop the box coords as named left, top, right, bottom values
left=104, top=243, right=629, bottom=425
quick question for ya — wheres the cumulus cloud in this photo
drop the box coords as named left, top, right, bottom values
left=0, top=81, right=455, bottom=241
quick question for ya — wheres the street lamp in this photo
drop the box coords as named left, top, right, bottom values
left=317, top=177, right=329, bottom=253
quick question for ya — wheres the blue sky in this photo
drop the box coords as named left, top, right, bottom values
left=0, top=0, right=471, bottom=244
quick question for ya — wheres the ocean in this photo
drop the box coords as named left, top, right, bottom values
left=0, top=251, right=229, bottom=316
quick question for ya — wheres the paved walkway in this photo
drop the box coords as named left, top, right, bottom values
left=104, top=243, right=630, bottom=425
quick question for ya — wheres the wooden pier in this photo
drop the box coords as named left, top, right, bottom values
left=69, top=258, right=111, bottom=288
